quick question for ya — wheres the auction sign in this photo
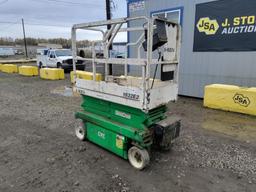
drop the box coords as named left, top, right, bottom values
left=194, top=0, right=256, bottom=52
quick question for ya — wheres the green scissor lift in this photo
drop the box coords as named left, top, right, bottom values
left=72, top=16, right=181, bottom=169
left=75, top=95, right=180, bottom=169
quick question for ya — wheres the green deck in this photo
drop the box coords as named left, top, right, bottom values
left=81, top=95, right=167, bottom=129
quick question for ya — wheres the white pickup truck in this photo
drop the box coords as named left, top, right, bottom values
left=37, top=49, right=85, bottom=70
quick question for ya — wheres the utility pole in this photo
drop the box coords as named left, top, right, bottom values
left=22, top=18, right=28, bottom=59
left=106, top=0, right=111, bottom=28
left=106, top=0, right=113, bottom=75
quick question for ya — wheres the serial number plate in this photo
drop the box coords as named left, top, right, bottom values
left=123, top=92, right=139, bottom=101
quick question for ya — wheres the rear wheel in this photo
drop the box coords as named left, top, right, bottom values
left=39, top=62, right=43, bottom=68
left=75, top=121, right=86, bottom=141
left=128, top=146, right=150, bottom=170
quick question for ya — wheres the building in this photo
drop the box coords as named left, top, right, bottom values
left=127, top=0, right=256, bottom=98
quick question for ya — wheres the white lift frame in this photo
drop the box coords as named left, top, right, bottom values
left=71, top=16, right=181, bottom=112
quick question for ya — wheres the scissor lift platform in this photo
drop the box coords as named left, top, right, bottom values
left=72, top=16, right=181, bottom=169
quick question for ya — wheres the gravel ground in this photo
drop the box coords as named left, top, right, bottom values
left=0, top=72, right=255, bottom=192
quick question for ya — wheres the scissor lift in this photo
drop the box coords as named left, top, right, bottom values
left=72, top=16, right=181, bottom=170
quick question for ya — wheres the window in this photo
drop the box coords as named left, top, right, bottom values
left=49, top=51, right=56, bottom=58
left=55, top=50, right=72, bottom=57
left=152, top=8, right=183, bottom=24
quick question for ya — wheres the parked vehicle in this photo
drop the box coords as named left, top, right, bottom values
left=36, top=49, right=85, bottom=70
left=0, top=47, right=15, bottom=57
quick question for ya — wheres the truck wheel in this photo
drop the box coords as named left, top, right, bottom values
left=128, top=146, right=150, bottom=170
left=57, top=62, right=62, bottom=69
left=75, top=121, right=86, bottom=141
left=39, top=62, right=43, bottom=68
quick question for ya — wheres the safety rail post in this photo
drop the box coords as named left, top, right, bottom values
left=92, top=41, right=96, bottom=81
left=125, top=33, right=144, bottom=78
left=145, top=18, right=153, bottom=111
left=71, top=27, right=77, bottom=81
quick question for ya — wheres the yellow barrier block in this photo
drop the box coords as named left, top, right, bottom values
left=1, top=64, right=18, bottom=73
left=70, top=70, right=102, bottom=83
left=19, top=66, right=38, bottom=76
left=40, top=68, right=65, bottom=80
left=0, top=64, right=3, bottom=71
left=204, top=84, right=256, bottom=116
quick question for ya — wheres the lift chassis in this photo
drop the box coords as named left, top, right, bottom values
left=72, top=16, right=181, bottom=170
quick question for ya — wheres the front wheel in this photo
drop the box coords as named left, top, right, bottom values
left=128, top=146, right=150, bottom=170
left=75, top=121, right=86, bottom=141
left=57, top=62, right=62, bottom=69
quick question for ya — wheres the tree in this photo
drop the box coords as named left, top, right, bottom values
left=0, top=37, right=91, bottom=48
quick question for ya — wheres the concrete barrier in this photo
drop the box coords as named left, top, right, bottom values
left=204, top=84, right=256, bottom=116
left=19, top=66, right=38, bottom=76
left=1, top=64, right=18, bottom=73
left=40, top=68, right=65, bottom=80
left=70, top=70, right=102, bottom=83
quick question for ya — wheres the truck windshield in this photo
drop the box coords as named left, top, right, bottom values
left=55, top=50, right=72, bottom=57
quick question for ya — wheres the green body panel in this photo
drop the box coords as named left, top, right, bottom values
left=81, top=95, right=167, bottom=130
left=75, top=95, right=167, bottom=159
left=75, top=111, right=151, bottom=147
left=86, top=122, right=128, bottom=159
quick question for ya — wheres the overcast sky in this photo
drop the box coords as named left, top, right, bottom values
left=0, top=0, right=127, bottom=41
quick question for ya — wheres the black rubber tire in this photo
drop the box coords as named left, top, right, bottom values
left=39, top=62, right=43, bottom=69
left=79, top=50, right=85, bottom=58
left=57, top=62, right=62, bottom=69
